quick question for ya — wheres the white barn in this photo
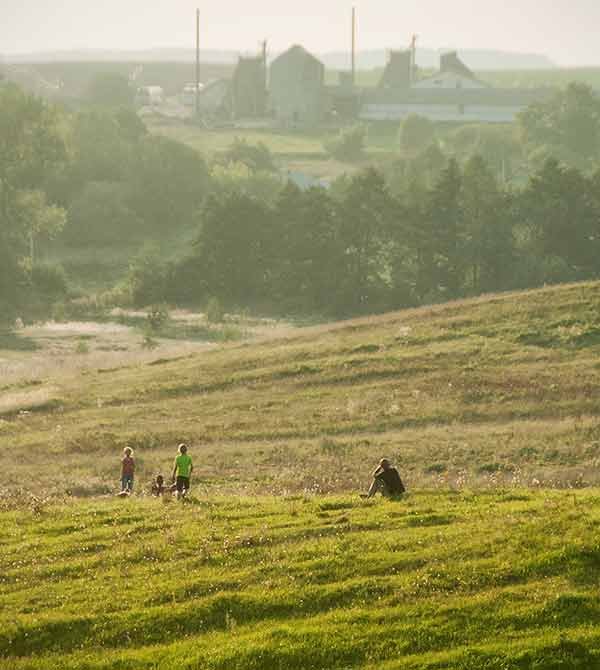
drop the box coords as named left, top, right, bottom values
left=360, top=51, right=549, bottom=124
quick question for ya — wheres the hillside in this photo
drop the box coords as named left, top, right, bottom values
left=3, top=281, right=600, bottom=668
left=2, top=280, right=600, bottom=497
left=4, top=47, right=555, bottom=70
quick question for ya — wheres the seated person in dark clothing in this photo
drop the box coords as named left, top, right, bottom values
left=366, top=459, right=405, bottom=498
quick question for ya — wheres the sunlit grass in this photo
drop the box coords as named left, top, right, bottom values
left=3, top=281, right=600, bottom=667
left=2, top=491, right=600, bottom=668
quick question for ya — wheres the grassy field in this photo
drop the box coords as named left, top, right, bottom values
left=3, top=280, right=600, bottom=668
left=3, top=490, right=600, bottom=669
left=3, top=279, right=600, bottom=497
left=146, top=119, right=398, bottom=179
left=147, top=120, right=331, bottom=157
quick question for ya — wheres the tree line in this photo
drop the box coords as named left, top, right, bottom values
left=0, top=82, right=210, bottom=324
left=3, top=79, right=600, bottom=325
left=132, top=156, right=600, bottom=317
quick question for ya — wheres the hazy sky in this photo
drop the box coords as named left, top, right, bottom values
left=1, top=0, right=598, bottom=65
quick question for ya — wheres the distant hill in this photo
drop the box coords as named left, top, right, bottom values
left=0, top=60, right=235, bottom=98
left=3, top=47, right=556, bottom=71
left=321, top=48, right=555, bottom=71
left=1, top=48, right=243, bottom=65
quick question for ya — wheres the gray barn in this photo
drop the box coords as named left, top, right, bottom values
left=270, top=45, right=325, bottom=125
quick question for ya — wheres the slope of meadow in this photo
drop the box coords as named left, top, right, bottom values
left=3, top=281, right=600, bottom=668
left=2, top=280, right=600, bottom=497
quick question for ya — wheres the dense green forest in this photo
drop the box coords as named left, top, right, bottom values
left=2, top=79, right=600, bottom=324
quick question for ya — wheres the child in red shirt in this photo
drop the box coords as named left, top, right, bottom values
left=120, top=447, right=135, bottom=494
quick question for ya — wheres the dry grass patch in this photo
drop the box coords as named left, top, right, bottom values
left=0, top=386, right=61, bottom=417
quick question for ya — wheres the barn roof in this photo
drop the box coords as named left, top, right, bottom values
left=271, top=45, right=324, bottom=69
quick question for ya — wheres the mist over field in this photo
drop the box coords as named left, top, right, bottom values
left=3, top=3, right=600, bottom=668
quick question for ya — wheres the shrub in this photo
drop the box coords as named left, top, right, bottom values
left=399, top=114, right=436, bottom=154
left=146, top=304, right=170, bottom=332
left=126, top=244, right=168, bottom=308
left=206, top=297, right=224, bottom=324
left=31, top=264, right=68, bottom=297
left=75, top=339, right=90, bottom=354
left=142, top=335, right=159, bottom=349
left=51, top=302, right=67, bottom=322
left=324, top=125, right=366, bottom=162
left=222, top=138, right=276, bottom=172
left=65, top=181, right=142, bottom=246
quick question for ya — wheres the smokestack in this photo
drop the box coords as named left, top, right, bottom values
left=351, top=6, right=356, bottom=86
left=195, top=8, right=200, bottom=117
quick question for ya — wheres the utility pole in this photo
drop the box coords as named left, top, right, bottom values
left=409, top=34, right=418, bottom=86
left=195, top=8, right=200, bottom=118
left=351, top=6, right=356, bottom=86
left=261, top=39, right=268, bottom=117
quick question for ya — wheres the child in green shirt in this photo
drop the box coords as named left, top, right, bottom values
left=171, top=444, right=193, bottom=498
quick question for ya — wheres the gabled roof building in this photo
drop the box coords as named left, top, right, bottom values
left=361, top=50, right=552, bottom=123
left=269, top=45, right=326, bottom=125
left=231, top=55, right=267, bottom=119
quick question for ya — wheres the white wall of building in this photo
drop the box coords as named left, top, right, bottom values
left=360, top=103, right=523, bottom=123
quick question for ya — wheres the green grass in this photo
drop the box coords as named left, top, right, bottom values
left=2, top=491, right=600, bottom=669
left=147, top=121, right=332, bottom=158
left=4, top=280, right=600, bottom=667
left=146, top=120, right=399, bottom=170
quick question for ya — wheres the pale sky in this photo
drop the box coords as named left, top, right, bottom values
left=1, top=0, right=598, bottom=65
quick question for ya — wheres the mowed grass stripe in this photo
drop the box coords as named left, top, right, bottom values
left=3, top=491, right=600, bottom=667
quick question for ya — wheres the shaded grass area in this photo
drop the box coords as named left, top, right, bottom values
left=0, top=332, right=40, bottom=352
left=2, top=491, right=600, bottom=668
left=112, top=313, right=245, bottom=344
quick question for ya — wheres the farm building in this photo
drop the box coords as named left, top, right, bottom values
left=326, top=71, right=361, bottom=120
left=378, top=50, right=413, bottom=90
left=136, top=85, right=164, bottom=106
left=361, top=88, right=546, bottom=123
left=270, top=45, right=326, bottom=125
left=413, top=52, right=489, bottom=90
left=193, top=79, right=231, bottom=117
left=361, top=50, right=551, bottom=123
left=231, top=55, right=268, bottom=119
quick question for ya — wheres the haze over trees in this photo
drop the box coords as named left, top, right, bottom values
left=3, top=79, right=600, bottom=327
